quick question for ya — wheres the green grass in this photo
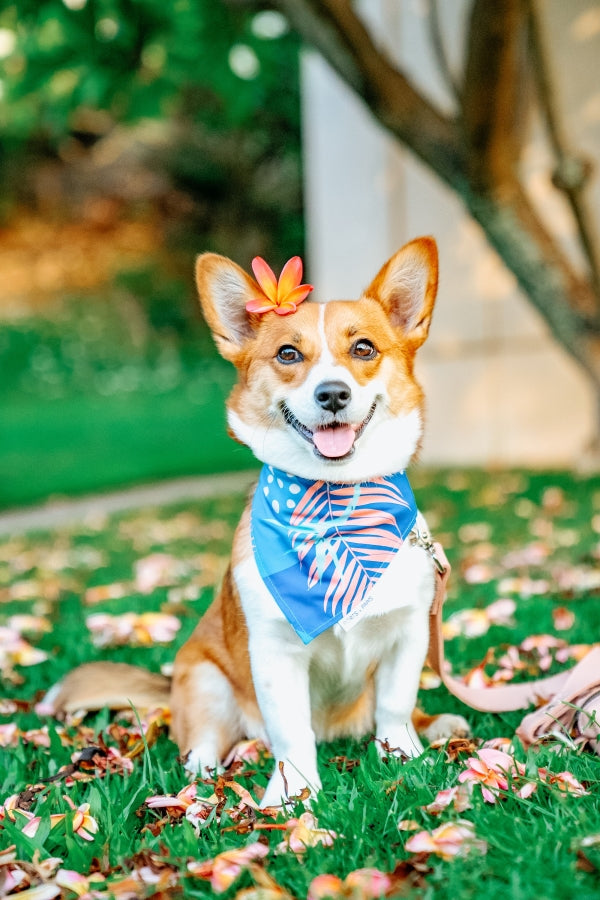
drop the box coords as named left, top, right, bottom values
left=1, top=470, right=599, bottom=898
left=0, top=281, right=254, bottom=510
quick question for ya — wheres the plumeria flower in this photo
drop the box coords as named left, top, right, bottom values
left=555, top=643, right=593, bottom=663
left=539, top=769, right=589, bottom=796
left=308, top=868, right=393, bottom=899
left=4, top=885, right=62, bottom=900
left=552, top=606, right=575, bottom=631
left=64, top=797, right=99, bottom=841
left=443, top=598, right=516, bottom=640
left=0, top=793, right=59, bottom=839
left=423, top=783, right=473, bottom=815
left=223, top=738, right=271, bottom=766
left=344, top=868, right=395, bottom=897
left=22, top=811, right=67, bottom=838
left=185, top=797, right=219, bottom=830
left=0, top=862, right=27, bottom=894
left=55, top=869, right=107, bottom=899
left=405, top=820, right=487, bottom=860
left=22, top=726, right=51, bottom=748
left=134, top=553, right=187, bottom=594
left=481, top=737, right=514, bottom=753
left=85, top=612, right=180, bottom=647
left=398, top=819, right=420, bottom=831
left=277, top=811, right=337, bottom=855
left=188, top=843, right=269, bottom=893
left=0, top=626, right=48, bottom=671
left=7, top=614, right=52, bottom=634
left=146, top=782, right=198, bottom=811
left=0, top=792, right=21, bottom=820
left=458, top=748, right=520, bottom=803
left=462, top=662, right=494, bottom=690
left=308, top=873, right=345, bottom=900
left=419, top=667, right=442, bottom=690
left=0, top=722, right=19, bottom=747
left=246, top=256, right=313, bottom=316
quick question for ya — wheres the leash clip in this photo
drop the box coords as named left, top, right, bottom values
left=410, top=527, right=446, bottom=575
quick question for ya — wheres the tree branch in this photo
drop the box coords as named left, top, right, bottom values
left=461, top=0, right=529, bottom=191
left=273, top=0, right=465, bottom=184
left=525, top=0, right=600, bottom=299
left=428, top=0, right=462, bottom=106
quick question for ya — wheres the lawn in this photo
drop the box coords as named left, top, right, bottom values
left=1, top=469, right=600, bottom=899
left=0, top=280, right=254, bottom=510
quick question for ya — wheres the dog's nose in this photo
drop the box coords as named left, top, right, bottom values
left=314, top=380, right=352, bottom=413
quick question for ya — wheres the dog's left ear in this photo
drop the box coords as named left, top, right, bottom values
left=195, top=253, right=264, bottom=362
left=364, top=237, right=438, bottom=348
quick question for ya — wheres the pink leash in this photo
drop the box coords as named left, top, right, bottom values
left=427, top=544, right=600, bottom=753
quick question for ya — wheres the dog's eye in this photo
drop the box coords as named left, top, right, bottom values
left=276, top=345, right=304, bottom=364
left=351, top=339, right=377, bottom=360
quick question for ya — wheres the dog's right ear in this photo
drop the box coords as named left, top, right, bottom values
left=195, top=253, right=259, bottom=361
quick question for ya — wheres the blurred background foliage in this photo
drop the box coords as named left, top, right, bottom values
left=0, top=0, right=304, bottom=507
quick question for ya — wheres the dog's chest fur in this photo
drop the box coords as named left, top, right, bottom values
left=234, top=506, right=434, bottom=721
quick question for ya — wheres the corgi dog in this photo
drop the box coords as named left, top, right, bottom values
left=46, top=237, right=468, bottom=807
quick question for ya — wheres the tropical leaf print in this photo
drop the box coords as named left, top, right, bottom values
left=288, top=477, right=411, bottom=616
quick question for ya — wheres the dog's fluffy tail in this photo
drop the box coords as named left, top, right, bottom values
left=40, top=662, right=171, bottom=716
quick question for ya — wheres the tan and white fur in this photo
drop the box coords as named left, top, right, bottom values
left=47, top=237, right=468, bottom=806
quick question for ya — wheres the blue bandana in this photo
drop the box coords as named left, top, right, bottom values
left=250, top=466, right=417, bottom=643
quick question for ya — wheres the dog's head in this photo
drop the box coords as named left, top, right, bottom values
left=195, top=237, right=438, bottom=482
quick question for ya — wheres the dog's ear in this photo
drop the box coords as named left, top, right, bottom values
left=364, top=237, right=438, bottom=348
left=195, top=253, right=260, bottom=361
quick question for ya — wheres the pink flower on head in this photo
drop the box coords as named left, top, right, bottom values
left=246, top=256, right=313, bottom=316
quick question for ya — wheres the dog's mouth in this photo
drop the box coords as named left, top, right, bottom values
left=281, top=402, right=377, bottom=461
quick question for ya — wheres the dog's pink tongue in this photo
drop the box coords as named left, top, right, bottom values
left=313, top=425, right=356, bottom=458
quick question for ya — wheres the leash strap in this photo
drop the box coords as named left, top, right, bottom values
left=427, top=544, right=600, bottom=749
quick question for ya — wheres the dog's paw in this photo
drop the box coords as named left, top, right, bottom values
left=375, top=722, right=425, bottom=760
left=421, top=713, right=471, bottom=744
left=260, top=763, right=321, bottom=809
left=183, top=747, right=222, bottom=780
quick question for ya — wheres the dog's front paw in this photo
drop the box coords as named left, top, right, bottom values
left=261, top=762, right=321, bottom=809
left=421, top=713, right=471, bottom=744
left=183, top=746, right=222, bottom=780
left=376, top=722, right=424, bottom=760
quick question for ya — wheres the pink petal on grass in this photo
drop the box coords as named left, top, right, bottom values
left=188, top=843, right=269, bottom=893
left=424, top=783, right=473, bottom=815
left=146, top=783, right=197, bottom=810
left=308, top=868, right=392, bottom=900
left=252, top=257, right=278, bottom=302
left=552, top=607, right=575, bottom=631
left=406, top=820, right=487, bottom=860
left=398, top=819, right=420, bottom=831
left=55, top=869, right=106, bottom=897
left=7, top=886, right=62, bottom=900
left=308, top=874, right=344, bottom=900
left=0, top=723, right=19, bottom=747
left=458, top=749, right=517, bottom=802
left=516, top=781, right=538, bottom=799
left=543, top=770, right=589, bottom=796
left=223, top=739, right=270, bottom=766
left=345, top=868, right=393, bottom=896
left=71, top=804, right=98, bottom=841
left=278, top=812, right=337, bottom=855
